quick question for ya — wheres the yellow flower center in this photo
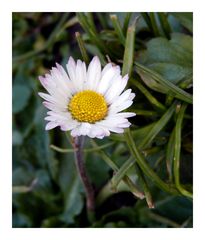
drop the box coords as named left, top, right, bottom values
left=69, top=90, right=108, bottom=123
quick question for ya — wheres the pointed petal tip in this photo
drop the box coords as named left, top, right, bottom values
left=38, top=92, right=43, bottom=97
left=68, top=56, right=75, bottom=63
left=38, top=75, right=43, bottom=81
left=93, top=55, right=99, bottom=61
left=123, top=74, right=129, bottom=80
left=55, top=62, right=61, bottom=69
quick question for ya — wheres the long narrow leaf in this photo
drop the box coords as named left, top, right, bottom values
left=124, top=129, right=179, bottom=195
left=135, top=62, right=193, bottom=104
left=110, top=14, right=125, bottom=45
left=174, top=103, right=193, bottom=198
left=139, top=101, right=177, bottom=149
left=122, top=21, right=135, bottom=76
left=131, top=79, right=166, bottom=112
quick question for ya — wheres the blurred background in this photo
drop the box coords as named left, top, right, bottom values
left=12, top=12, right=193, bottom=228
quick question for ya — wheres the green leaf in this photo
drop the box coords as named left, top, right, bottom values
left=155, top=196, right=193, bottom=224
left=135, top=62, right=193, bottom=104
left=12, top=85, right=31, bottom=113
left=170, top=12, right=193, bottom=33
left=148, top=63, right=192, bottom=86
left=58, top=154, right=84, bottom=224
left=138, top=33, right=192, bottom=67
left=135, top=32, right=193, bottom=99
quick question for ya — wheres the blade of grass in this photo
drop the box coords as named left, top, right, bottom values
left=149, top=12, right=160, bottom=37
left=77, top=13, right=107, bottom=54
left=110, top=155, right=153, bottom=208
left=123, top=13, right=132, bottom=34
left=75, top=32, right=90, bottom=64
left=135, top=62, right=193, bottom=104
left=166, top=127, right=175, bottom=182
left=157, top=12, right=171, bottom=39
left=96, top=175, right=144, bottom=207
left=96, top=13, right=108, bottom=29
left=124, top=128, right=179, bottom=195
left=178, top=74, right=193, bottom=89
left=166, top=74, right=193, bottom=106
left=142, top=146, right=162, bottom=157
left=174, top=103, right=193, bottom=198
left=141, top=12, right=153, bottom=32
left=86, top=13, right=97, bottom=33
left=122, top=20, right=136, bottom=76
left=129, top=109, right=159, bottom=117
left=62, top=15, right=78, bottom=29
left=110, top=14, right=125, bottom=45
left=111, top=156, right=134, bottom=190
left=139, top=101, right=177, bottom=149
left=131, top=79, right=166, bottom=112
left=110, top=122, right=156, bottom=142
left=91, top=140, right=144, bottom=200
left=137, top=166, right=155, bottom=208
left=50, top=142, right=114, bottom=153
left=165, top=95, right=174, bottom=106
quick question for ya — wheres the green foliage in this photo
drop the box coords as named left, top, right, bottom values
left=12, top=12, right=193, bottom=228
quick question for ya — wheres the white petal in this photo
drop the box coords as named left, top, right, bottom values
left=105, top=74, right=129, bottom=104
left=44, top=111, right=71, bottom=121
left=129, top=93, right=135, bottom=101
left=100, top=126, right=124, bottom=134
left=71, top=128, right=81, bottom=137
left=56, top=63, right=75, bottom=94
left=60, top=120, right=79, bottom=131
left=109, top=100, right=133, bottom=114
left=47, top=111, right=71, bottom=118
left=39, top=74, right=64, bottom=99
left=97, top=65, right=120, bottom=95
left=101, top=63, right=112, bottom=76
left=108, top=89, right=132, bottom=108
left=45, top=122, right=58, bottom=130
left=118, top=122, right=131, bottom=128
left=107, top=89, right=135, bottom=114
left=70, top=123, right=93, bottom=137
left=66, top=56, right=76, bottom=82
left=87, top=125, right=107, bottom=139
left=50, top=67, right=71, bottom=97
left=75, top=60, right=86, bottom=91
left=38, top=92, right=67, bottom=107
left=110, top=112, right=136, bottom=118
left=86, top=56, right=101, bottom=90
left=100, top=117, right=129, bottom=128
left=39, top=75, right=69, bottom=101
left=43, top=101, right=67, bottom=112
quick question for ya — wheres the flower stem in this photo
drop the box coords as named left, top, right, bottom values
left=73, top=136, right=95, bottom=216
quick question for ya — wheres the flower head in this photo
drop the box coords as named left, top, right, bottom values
left=38, top=56, right=136, bottom=139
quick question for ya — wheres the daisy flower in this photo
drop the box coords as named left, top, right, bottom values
left=38, top=56, right=136, bottom=139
